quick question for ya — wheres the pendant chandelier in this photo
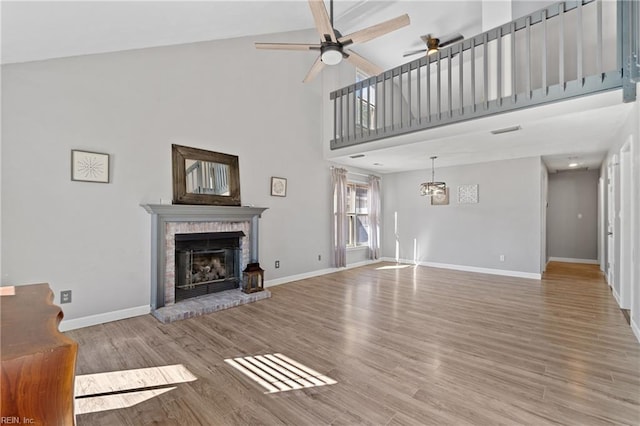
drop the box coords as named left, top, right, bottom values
left=420, top=156, right=446, bottom=197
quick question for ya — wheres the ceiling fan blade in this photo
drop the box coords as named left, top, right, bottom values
left=344, top=49, right=383, bottom=76
left=338, top=14, right=410, bottom=46
left=308, top=0, right=337, bottom=43
left=403, top=48, right=428, bottom=58
left=303, top=56, right=326, bottom=83
left=255, top=42, right=320, bottom=51
left=438, top=32, right=464, bottom=47
left=420, top=34, right=435, bottom=44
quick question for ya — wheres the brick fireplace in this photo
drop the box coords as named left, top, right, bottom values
left=142, top=204, right=267, bottom=310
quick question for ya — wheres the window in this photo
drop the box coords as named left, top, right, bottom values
left=346, top=183, right=369, bottom=247
left=355, top=71, right=376, bottom=130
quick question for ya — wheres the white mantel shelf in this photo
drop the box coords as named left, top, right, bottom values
left=142, top=204, right=268, bottom=219
left=141, top=203, right=268, bottom=310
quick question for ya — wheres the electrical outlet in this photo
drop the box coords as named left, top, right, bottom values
left=318, top=254, right=322, bottom=261
left=60, top=290, right=72, bottom=304
left=499, top=255, right=505, bottom=262
left=275, top=260, right=280, bottom=269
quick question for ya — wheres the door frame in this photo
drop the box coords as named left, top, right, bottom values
left=619, top=137, right=634, bottom=310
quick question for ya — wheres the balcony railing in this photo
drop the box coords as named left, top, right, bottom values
left=330, top=0, right=638, bottom=150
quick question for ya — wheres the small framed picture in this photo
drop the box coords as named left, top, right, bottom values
left=458, top=184, right=479, bottom=204
left=71, top=150, right=110, bottom=183
left=270, top=177, right=287, bottom=197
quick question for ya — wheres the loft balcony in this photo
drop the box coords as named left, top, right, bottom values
left=329, top=0, right=639, bottom=151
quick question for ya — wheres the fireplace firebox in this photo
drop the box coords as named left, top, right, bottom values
left=175, top=231, right=244, bottom=302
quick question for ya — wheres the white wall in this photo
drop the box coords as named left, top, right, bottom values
left=381, top=156, right=542, bottom=276
left=601, top=82, right=640, bottom=341
left=1, top=30, right=336, bottom=321
left=547, top=169, right=600, bottom=261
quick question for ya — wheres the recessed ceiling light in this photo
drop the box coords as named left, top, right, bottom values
left=490, top=125, right=521, bottom=135
left=349, top=154, right=365, bottom=159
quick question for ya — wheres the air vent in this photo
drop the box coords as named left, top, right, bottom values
left=490, top=125, right=521, bottom=135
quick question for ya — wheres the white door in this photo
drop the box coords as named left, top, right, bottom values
left=607, top=157, right=617, bottom=289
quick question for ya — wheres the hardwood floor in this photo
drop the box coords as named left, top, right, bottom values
left=67, top=262, right=640, bottom=425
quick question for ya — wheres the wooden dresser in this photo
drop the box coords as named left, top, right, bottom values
left=1, top=283, right=78, bottom=425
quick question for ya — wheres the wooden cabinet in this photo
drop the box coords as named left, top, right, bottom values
left=1, top=283, right=78, bottom=425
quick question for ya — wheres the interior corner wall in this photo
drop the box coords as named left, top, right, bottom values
left=381, top=156, right=542, bottom=275
left=547, top=169, right=600, bottom=261
left=540, top=159, right=549, bottom=271
left=1, top=29, right=331, bottom=321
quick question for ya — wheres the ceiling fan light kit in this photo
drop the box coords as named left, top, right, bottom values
left=255, top=0, right=410, bottom=82
left=321, top=45, right=343, bottom=65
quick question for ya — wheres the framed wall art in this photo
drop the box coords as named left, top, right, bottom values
left=71, top=150, right=109, bottom=183
left=458, top=184, right=479, bottom=204
left=271, top=177, right=287, bottom=197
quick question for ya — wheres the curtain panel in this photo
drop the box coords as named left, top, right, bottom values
left=331, top=167, right=348, bottom=268
left=368, top=175, right=381, bottom=260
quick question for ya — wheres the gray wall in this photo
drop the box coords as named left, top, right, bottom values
left=547, top=169, right=599, bottom=261
left=1, top=30, right=334, bottom=320
left=381, top=157, right=542, bottom=274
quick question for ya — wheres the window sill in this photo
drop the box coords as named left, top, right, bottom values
left=347, top=246, right=369, bottom=251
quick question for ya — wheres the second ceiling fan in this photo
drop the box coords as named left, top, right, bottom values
left=403, top=33, right=464, bottom=58
left=255, top=0, right=410, bottom=83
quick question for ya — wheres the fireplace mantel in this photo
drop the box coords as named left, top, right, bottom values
left=142, top=204, right=268, bottom=309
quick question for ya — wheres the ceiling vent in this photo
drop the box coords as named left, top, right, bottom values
left=490, top=125, right=521, bottom=135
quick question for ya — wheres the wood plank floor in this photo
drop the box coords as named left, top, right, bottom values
left=67, top=262, right=640, bottom=425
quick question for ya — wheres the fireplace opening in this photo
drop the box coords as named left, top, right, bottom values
left=175, top=231, right=245, bottom=302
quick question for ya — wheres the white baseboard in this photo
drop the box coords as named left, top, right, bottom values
left=265, top=259, right=382, bottom=288
left=548, top=257, right=599, bottom=264
left=59, top=305, right=150, bottom=332
left=59, top=261, right=383, bottom=331
left=612, top=287, right=621, bottom=306
left=632, top=317, right=640, bottom=344
left=381, top=257, right=541, bottom=280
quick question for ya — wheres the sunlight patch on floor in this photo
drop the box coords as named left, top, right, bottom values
left=75, top=364, right=197, bottom=415
left=376, top=264, right=412, bottom=270
left=225, top=353, right=337, bottom=394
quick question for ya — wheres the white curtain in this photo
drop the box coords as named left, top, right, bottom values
left=368, top=175, right=381, bottom=260
left=331, top=167, right=348, bottom=268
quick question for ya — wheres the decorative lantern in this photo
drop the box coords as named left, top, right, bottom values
left=242, top=263, right=264, bottom=293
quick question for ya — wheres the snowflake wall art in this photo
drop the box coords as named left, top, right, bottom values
left=457, top=184, right=478, bottom=204
left=71, top=150, right=109, bottom=183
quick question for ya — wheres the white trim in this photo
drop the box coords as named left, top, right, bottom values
left=632, top=317, right=640, bottom=344
left=613, top=287, right=621, bottom=306
left=548, top=257, right=600, bottom=264
left=59, top=305, right=150, bottom=332
left=381, top=257, right=541, bottom=280
left=265, top=259, right=382, bottom=288
left=60, top=261, right=384, bottom=330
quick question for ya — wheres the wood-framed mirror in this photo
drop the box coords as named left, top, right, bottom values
left=172, top=144, right=241, bottom=206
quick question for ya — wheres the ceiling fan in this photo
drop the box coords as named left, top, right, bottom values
left=403, top=33, right=464, bottom=58
left=255, top=0, right=410, bottom=83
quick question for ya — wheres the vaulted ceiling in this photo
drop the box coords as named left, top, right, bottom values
left=1, top=1, right=482, bottom=69
left=2, top=1, right=630, bottom=173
